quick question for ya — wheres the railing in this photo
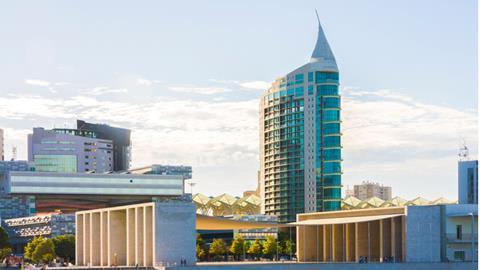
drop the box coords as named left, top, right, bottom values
left=445, top=233, right=478, bottom=242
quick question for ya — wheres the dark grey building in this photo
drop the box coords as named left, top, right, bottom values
left=77, top=120, right=131, bottom=172
left=458, top=160, right=478, bottom=204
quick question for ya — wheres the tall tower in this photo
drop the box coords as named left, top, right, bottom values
left=260, top=16, right=342, bottom=222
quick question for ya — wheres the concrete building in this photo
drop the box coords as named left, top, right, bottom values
left=260, top=16, right=342, bottom=222
left=295, top=204, right=477, bottom=263
left=4, top=213, right=75, bottom=252
left=75, top=201, right=196, bottom=267
left=458, top=160, right=478, bottom=204
left=354, top=181, right=392, bottom=201
left=77, top=120, right=131, bottom=172
left=2, top=171, right=186, bottom=213
left=28, top=127, right=113, bottom=173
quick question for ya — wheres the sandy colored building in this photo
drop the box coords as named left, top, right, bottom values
left=295, top=204, right=478, bottom=263
left=75, top=201, right=196, bottom=267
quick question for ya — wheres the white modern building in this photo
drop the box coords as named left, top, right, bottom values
left=75, top=201, right=196, bottom=267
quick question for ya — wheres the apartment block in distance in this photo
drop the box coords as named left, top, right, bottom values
left=354, top=181, right=392, bottom=201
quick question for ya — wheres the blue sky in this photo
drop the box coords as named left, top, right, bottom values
left=0, top=0, right=477, bottom=200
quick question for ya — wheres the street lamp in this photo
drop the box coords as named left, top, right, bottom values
left=188, top=182, right=196, bottom=195
left=468, top=212, right=475, bottom=263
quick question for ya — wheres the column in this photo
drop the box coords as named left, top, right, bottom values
left=84, top=213, right=90, bottom=265
left=346, top=223, right=356, bottom=262
left=101, top=211, right=108, bottom=266
left=127, top=208, right=136, bottom=266
left=370, top=220, right=380, bottom=262
left=91, top=213, right=101, bottom=266
left=356, top=222, right=369, bottom=261
left=144, top=206, right=153, bottom=266
left=135, top=207, right=144, bottom=266
left=76, top=213, right=84, bottom=266
left=332, top=224, right=343, bottom=262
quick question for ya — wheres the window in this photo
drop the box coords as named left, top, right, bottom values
left=456, top=225, right=462, bottom=240
left=454, top=251, right=465, bottom=261
left=308, top=72, right=313, bottom=82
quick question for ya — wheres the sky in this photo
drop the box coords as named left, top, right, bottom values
left=0, top=0, right=477, bottom=200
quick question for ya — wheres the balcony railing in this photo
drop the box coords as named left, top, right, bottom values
left=446, top=233, right=478, bottom=242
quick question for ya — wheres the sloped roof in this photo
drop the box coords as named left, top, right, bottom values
left=406, top=197, right=431, bottom=206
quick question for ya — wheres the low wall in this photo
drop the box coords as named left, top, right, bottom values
left=168, top=262, right=477, bottom=270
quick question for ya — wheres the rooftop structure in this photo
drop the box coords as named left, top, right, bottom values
left=1, top=171, right=186, bottom=213
left=342, top=196, right=456, bottom=210
left=129, top=164, right=192, bottom=179
left=260, top=15, right=342, bottom=223
left=193, top=193, right=261, bottom=216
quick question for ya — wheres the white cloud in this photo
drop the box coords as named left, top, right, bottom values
left=137, top=78, right=153, bottom=86
left=209, top=79, right=271, bottom=91
left=166, top=85, right=230, bottom=95
left=25, top=79, right=51, bottom=87
left=238, top=81, right=270, bottom=90
left=0, top=87, right=476, bottom=198
left=80, top=86, right=128, bottom=96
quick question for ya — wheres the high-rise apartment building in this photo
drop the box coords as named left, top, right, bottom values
left=28, top=127, right=113, bottom=173
left=77, top=120, right=131, bottom=171
left=458, top=160, right=478, bottom=204
left=260, top=18, right=342, bottom=222
left=353, top=181, right=392, bottom=201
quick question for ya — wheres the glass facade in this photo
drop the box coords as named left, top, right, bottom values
left=261, top=21, right=342, bottom=222
left=261, top=69, right=342, bottom=222
left=33, top=155, right=77, bottom=173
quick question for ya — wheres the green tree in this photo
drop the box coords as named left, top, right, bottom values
left=196, top=244, right=206, bottom=259
left=0, top=227, right=10, bottom=248
left=24, top=236, right=45, bottom=261
left=262, top=236, right=278, bottom=259
left=0, top=247, right=12, bottom=261
left=209, top=239, right=227, bottom=260
left=52, top=235, right=75, bottom=262
left=196, top=234, right=207, bottom=260
left=32, top=238, right=56, bottom=263
left=229, top=235, right=245, bottom=260
left=247, top=239, right=263, bottom=260
left=283, top=240, right=295, bottom=258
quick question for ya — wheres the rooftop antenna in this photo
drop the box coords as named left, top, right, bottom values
left=458, top=140, right=469, bottom=161
left=11, top=146, right=17, bottom=161
left=315, top=9, right=321, bottom=26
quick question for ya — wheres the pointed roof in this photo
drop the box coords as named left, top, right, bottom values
left=343, top=196, right=362, bottom=207
left=309, top=10, right=338, bottom=72
left=193, top=193, right=210, bottom=206
left=406, top=197, right=431, bottom=206
left=358, top=196, right=385, bottom=208
left=381, top=196, right=407, bottom=207
left=431, top=197, right=454, bottom=205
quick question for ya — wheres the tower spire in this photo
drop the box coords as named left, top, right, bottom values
left=310, top=10, right=338, bottom=71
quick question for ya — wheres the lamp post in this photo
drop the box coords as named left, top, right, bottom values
left=188, top=182, right=196, bottom=195
left=469, top=212, right=475, bottom=263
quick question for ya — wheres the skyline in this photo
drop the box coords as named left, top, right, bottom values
left=0, top=0, right=477, bottom=200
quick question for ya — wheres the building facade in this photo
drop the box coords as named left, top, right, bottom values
left=75, top=201, right=196, bottom=267
left=4, top=213, right=75, bottom=252
left=28, top=127, right=113, bottom=173
left=354, top=181, right=392, bottom=201
left=77, top=120, right=131, bottom=172
left=0, top=128, right=4, bottom=161
left=458, top=160, right=478, bottom=204
left=296, top=204, right=477, bottom=263
left=260, top=19, right=341, bottom=222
